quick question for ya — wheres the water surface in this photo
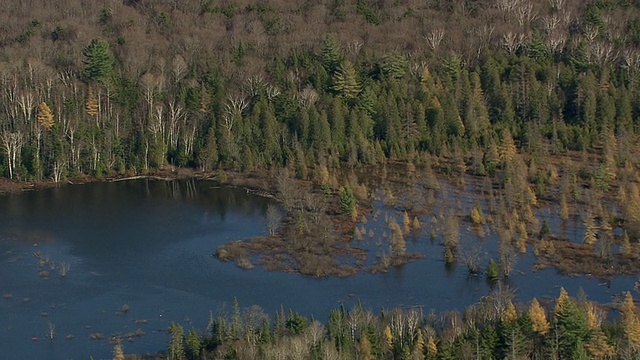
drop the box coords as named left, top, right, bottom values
left=0, top=179, right=635, bottom=359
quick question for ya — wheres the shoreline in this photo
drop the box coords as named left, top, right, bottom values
left=2, top=163, right=639, bottom=280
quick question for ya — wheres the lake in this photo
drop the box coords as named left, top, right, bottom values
left=0, top=179, right=636, bottom=359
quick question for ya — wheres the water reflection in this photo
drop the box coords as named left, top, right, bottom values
left=0, top=179, right=636, bottom=360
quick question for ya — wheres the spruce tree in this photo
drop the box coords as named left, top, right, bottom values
left=82, top=38, right=115, bottom=83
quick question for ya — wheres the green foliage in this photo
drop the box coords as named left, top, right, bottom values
left=486, top=259, right=498, bottom=281
left=380, top=52, right=407, bottom=79
left=50, top=26, right=73, bottom=42
left=356, top=0, right=382, bottom=25
left=185, top=330, right=201, bottom=360
left=285, top=310, right=308, bottom=335
left=321, top=35, right=342, bottom=73
left=168, top=322, right=186, bottom=360
left=15, top=19, right=40, bottom=43
left=82, top=38, right=115, bottom=84
left=201, top=1, right=238, bottom=18
left=555, top=298, right=590, bottom=359
left=539, top=220, right=551, bottom=239
left=332, top=60, right=361, bottom=100
left=339, top=186, right=356, bottom=215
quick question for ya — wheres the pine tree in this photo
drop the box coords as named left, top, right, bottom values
left=329, top=99, right=346, bottom=154
left=82, top=38, right=115, bottom=83
left=332, top=60, right=361, bottom=100
left=554, top=289, right=589, bottom=359
left=185, top=330, right=201, bottom=359
left=380, top=52, right=407, bottom=79
left=37, top=102, right=54, bottom=129
left=198, top=123, right=218, bottom=170
left=321, top=35, right=342, bottom=73
left=486, top=259, right=498, bottom=281
left=339, top=186, right=356, bottom=216
left=168, top=322, right=186, bottom=360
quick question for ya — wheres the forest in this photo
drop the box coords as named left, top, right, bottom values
left=4, top=0, right=640, bottom=358
left=1, top=0, right=640, bottom=183
left=120, top=289, right=640, bottom=360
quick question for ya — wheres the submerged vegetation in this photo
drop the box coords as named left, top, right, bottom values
left=1, top=0, right=640, bottom=279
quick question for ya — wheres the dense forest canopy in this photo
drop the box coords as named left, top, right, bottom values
left=1, top=0, right=640, bottom=182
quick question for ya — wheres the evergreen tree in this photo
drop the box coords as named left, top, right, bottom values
left=328, top=99, right=346, bottom=154
left=359, top=333, right=375, bottom=360
left=553, top=289, right=589, bottom=359
left=185, top=330, right=201, bottom=360
left=168, top=322, right=186, bottom=360
left=332, top=60, right=361, bottom=100
left=82, top=38, right=115, bottom=84
left=339, top=186, right=356, bottom=216
left=321, top=35, right=342, bottom=73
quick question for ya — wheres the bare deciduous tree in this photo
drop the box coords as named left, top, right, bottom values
left=425, top=28, right=445, bottom=51
left=266, top=204, right=282, bottom=236
left=0, top=130, right=23, bottom=179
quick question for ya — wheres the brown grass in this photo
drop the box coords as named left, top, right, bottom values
left=535, top=238, right=640, bottom=277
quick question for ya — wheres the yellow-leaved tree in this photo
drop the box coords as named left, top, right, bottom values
left=383, top=325, right=393, bottom=353
left=112, top=341, right=125, bottom=360
left=412, top=330, right=425, bottom=359
left=85, top=88, right=99, bottom=117
left=359, top=334, right=374, bottom=360
left=37, top=102, right=54, bottom=129
left=529, top=298, right=550, bottom=335
left=621, top=292, right=640, bottom=349
left=426, top=336, right=438, bottom=359
left=554, top=287, right=570, bottom=317
left=503, top=300, right=518, bottom=324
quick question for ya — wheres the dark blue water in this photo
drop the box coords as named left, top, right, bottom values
left=0, top=179, right=635, bottom=359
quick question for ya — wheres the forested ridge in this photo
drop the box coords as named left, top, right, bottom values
left=2, top=0, right=640, bottom=182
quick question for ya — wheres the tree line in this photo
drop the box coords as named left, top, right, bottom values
left=1, top=0, right=640, bottom=184
left=120, top=289, right=640, bottom=359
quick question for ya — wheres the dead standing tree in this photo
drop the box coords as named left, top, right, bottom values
left=0, top=130, right=23, bottom=179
